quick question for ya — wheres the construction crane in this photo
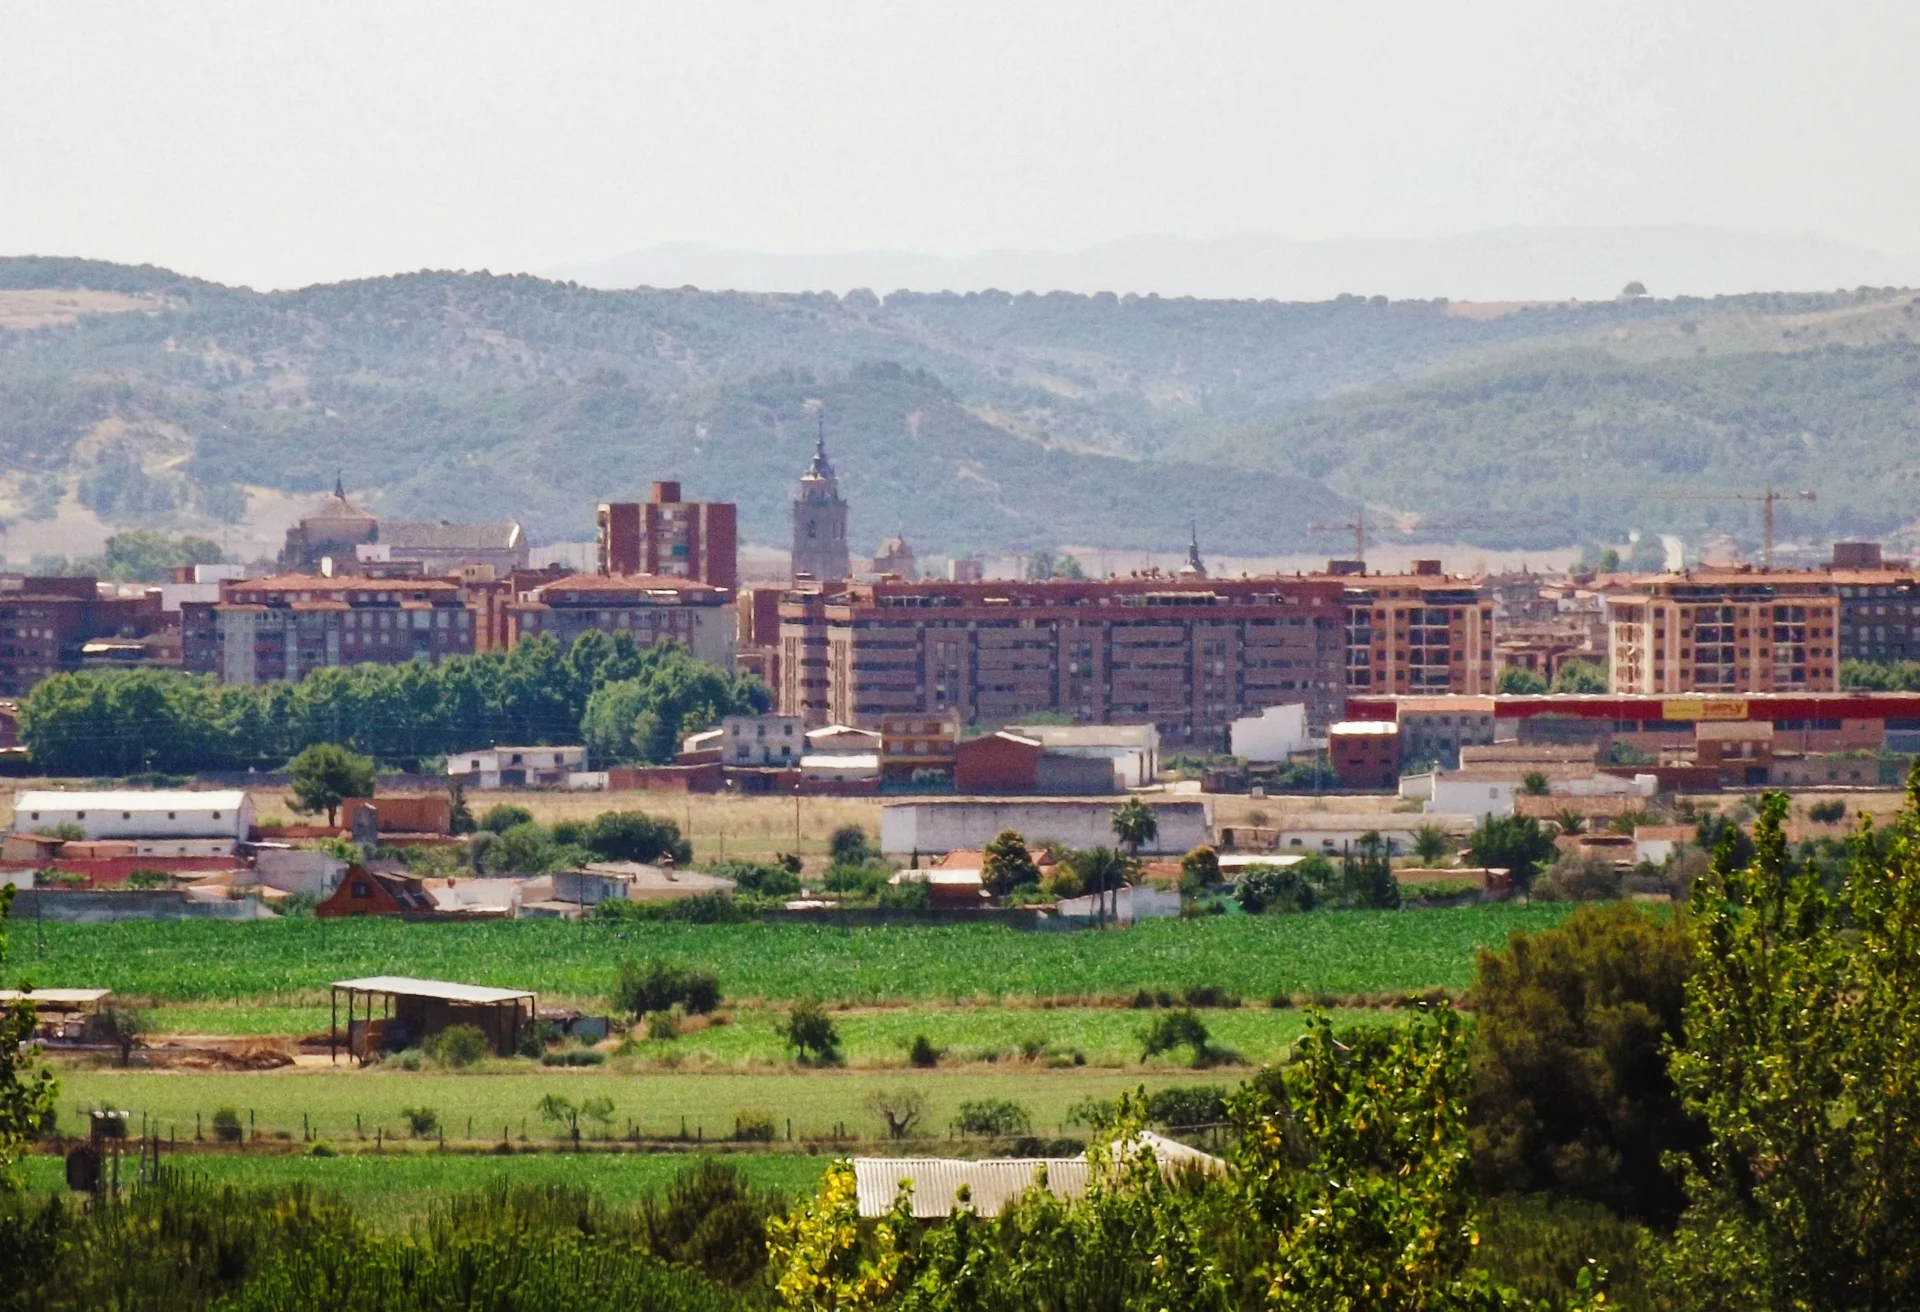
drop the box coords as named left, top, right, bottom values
left=1660, top=485, right=1817, bottom=569
left=1307, top=513, right=1555, bottom=569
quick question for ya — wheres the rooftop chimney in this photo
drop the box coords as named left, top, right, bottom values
left=1413, top=559, right=1443, bottom=576
left=650, top=481, right=682, bottom=504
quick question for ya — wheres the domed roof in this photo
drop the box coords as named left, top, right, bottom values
left=306, top=475, right=377, bottom=524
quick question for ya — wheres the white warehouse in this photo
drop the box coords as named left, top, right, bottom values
left=14, top=790, right=254, bottom=844
left=880, top=798, right=1210, bottom=856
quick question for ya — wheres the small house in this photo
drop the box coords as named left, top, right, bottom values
left=446, top=746, right=586, bottom=790
left=315, top=868, right=437, bottom=918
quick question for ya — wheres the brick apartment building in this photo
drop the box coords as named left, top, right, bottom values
left=1340, top=562, right=1496, bottom=695
left=189, top=575, right=478, bottom=684
left=507, top=575, right=734, bottom=667
left=1605, top=569, right=1841, bottom=694
left=0, top=576, right=169, bottom=697
left=1820, top=542, right=1920, bottom=663
left=776, top=575, right=1348, bottom=747
left=597, top=482, right=738, bottom=592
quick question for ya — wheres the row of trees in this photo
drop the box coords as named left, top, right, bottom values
left=18, top=631, right=768, bottom=774
left=1493, top=659, right=1608, bottom=695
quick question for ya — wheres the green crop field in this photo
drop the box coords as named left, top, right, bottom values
left=13, top=905, right=1571, bottom=1007
left=14, top=1150, right=830, bottom=1226
left=50, top=1068, right=1201, bottom=1147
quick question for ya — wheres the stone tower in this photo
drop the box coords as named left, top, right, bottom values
left=791, top=422, right=850, bottom=581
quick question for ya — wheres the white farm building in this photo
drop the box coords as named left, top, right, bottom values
left=13, top=790, right=253, bottom=845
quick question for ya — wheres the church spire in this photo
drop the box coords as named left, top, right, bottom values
left=1181, top=519, right=1207, bottom=578
left=334, top=471, right=346, bottom=500
left=805, top=416, right=835, bottom=481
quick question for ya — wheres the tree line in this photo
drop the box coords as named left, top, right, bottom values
left=17, top=631, right=769, bottom=775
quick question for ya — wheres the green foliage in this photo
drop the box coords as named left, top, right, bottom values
left=981, top=830, right=1040, bottom=897
left=780, top=998, right=841, bottom=1065
left=211, top=1106, right=244, bottom=1143
left=707, top=859, right=801, bottom=898
left=1414, top=823, right=1454, bottom=865
left=1234, top=864, right=1317, bottom=915
left=907, top=1034, right=940, bottom=1068
left=1337, top=830, right=1402, bottom=910
left=1520, top=770, right=1550, bottom=796
left=537, top=1092, right=616, bottom=1145
left=0, top=886, right=58, bottom=1185
left=1178, top=844, right=1221, bottom=895
left=285, top=743, right=375, bottom=827
left=422, top=1023, right=489, bottom=1069
left=638, top=1161, right=788, bottom=1289
left=1143, top=1083, right=1228, bottom=1130
left=1110, top=798, right=1158, bottom=855
left=612, top=959, right=721, bottom=1017
left=1495, top=666, right=1549, bottom=694
left=1468, top=903, right=1699, bottom=1226
left=1841, top=657, right=1920, bottom=691
left=401, top=1105, right=439, bottom=1137
left=1807, top=798, right=1847, bottom=824
left=581, top=645, right=768, bottom=766
left=446, top=780, right=475, bottom=834
left=1654, top=787, right=1920, bottom=1309
left=480, top=804, right=534, bottom=834
left=586, top=810, right=692, bottom=865
left=1139, top=1009, right=1212, bottom=1063
left=1469, top=815, right=1558, bottom=898
left=1550, top=660, right=1608, bottom=694
left=829, top=824, right=879, bottom=867
left=1532, top=853, right=1622, bottom=902
left=950, top=1098, right=1032, bottom=1138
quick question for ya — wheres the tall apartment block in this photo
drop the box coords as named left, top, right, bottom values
left=596, top=482, right=738, bottom=593
left=1605, top=570, right=1840, bottom=693
left=0, top=576, right=168, bottom=696
left=192, top=575, right=478, bottom=685
left=776, top=576, right=1348, bottom=747
left=1340, top=562, right=1496, bottom=695
left=1823, top=542, right=1920, bottom=663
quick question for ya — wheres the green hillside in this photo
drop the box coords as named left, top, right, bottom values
left=0, top=255, right=1914, bottom=556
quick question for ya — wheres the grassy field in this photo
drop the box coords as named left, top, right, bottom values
left=15, top=1150, right=831, bottom=1226
left=137, top=1002, right=1380, bottom=1067
left=50, top=1067, right=1201, bottom=1148
left=13, top=904, right=1570, bottom=1007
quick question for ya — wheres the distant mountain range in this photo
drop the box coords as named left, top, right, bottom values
left=548, top=226, right=1920, bottom=303
left=1, top=253, right=1917, bottom=562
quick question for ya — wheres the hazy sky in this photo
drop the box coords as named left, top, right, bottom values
left=4, top=0, right=1918, bottom=289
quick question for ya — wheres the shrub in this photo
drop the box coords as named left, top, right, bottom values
left=589, top=810, right=692, bottom=865
left=645, top=1010, right=680, bottom=1042
left=540, top=1048, right=607, bottom=1067
left=822, top=863, right=889, bottom=895
left=211, top=1107, right=243, bottom=1143
left=951, top=1099, right=1032, bottom=1138
left=1145, top=1084, right=1229, bottom=1130
left=828, top=824, right=877, bottom=866
left=1178, top=845, right=1221, bottom=895
left=907, top=1034, right=940, bottom=1068
left=401, top=1106, right=439, bottom=1137
left=595, top=892, right=748, bottom=923
left=1140, top=1009, right=1212, bottom=1064
left=514, top=1018, right=563, bottom=1058
left=613, top=958, right=722, bottom=1016
left=1235, top=864, right=1316, bottom=914
left=1534, top=853, right=1622, bottom=902
left=423, top=1024, right=489, bottom=1069
left=1808, top=799, right=1847, bottom=824
left=479, top=803, right=534, bottom=834
left=779, top=999, right=840, bottom=1065
left=707, top=859, right=801, bottom=898
left=732, top=1112, right=777, bottom=1143
left=639, top=1160, right=786, bottom=1287
left=306, top=1141, right=337, bottom=1157
left=1181, top=984, right=1240, bottom=1009
left=982, top=830, right=1041, bottom=896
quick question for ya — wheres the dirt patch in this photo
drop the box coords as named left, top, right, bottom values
left=0, top=289, right=160, bottom=331
left=147, top=1039, right=296, bottom=1072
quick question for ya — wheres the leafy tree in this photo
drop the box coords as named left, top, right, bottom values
left=1413, top=823, right=1453, bottom=865
left=537, top=1092, right=615, bottom=1148
left=94, top=1005, right=146, bottom=1067
left=1551, top=660, right=1608, bottom=694
left=1341, top=830, right=1402, bottom=909
left=1534, top=853, right=1621, bottom=902
left=446, top=780, right=475, bottom=835
left=1139, top=1009, right=1212, bottom=1063
left=1520, top=770, right=1550, bottom=796
left=981, top=830, right=1040, bottom=897
left=780, top=998, right=841, bottom=1065
left=587, top=810, right=691, bottom=865
left=613, top=958, right=721, bottom=1017
left=1235, top=864, right=1316, bottom=914
left=0, top=886, right=57, bottom=1185
left=1179, top=844, right=1221, bottom=896
left=286, top=742, right=375, bottom=826
left=479, top=803, right=533, bottom=834
left=1495, top=666, right=1548, bottom=694
left=1468, top=902, right=1699, bottom=1226
left=1654, top=787, right=1920, bottom=1308
left=950, top=1099, right=1032, bottom=1138
left=1468, top=815, right=1557, bottom=900
left=828, top=824, right=878, bottom=866
left=401, top=1105, right=439, bottom=1138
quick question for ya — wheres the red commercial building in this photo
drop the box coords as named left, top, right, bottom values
left=0, top=576, right=169, bottom=697
left=1329, top=720, right=1402, bottom=789
left=597, top=482, right=737, bottom=593
left=777, top=575, right=1348, bottom=748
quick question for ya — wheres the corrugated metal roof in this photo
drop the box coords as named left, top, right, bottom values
left=855, top=1134, right=1221, bottom=1218
left=16, top=789, right=249, bottom=813
left=331, top=975, right=534, bottom=1004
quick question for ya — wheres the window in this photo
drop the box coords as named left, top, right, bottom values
left=351, top=882, right=371, bottom=898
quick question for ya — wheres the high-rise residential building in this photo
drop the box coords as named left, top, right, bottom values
left=1604, top=569, right=1841, bottom=693
left=1340, top=562, right=1496, bottom=695
left=1823, top=543, right=1920, bottom=663
left=193, top=575, right=478, bottom=685
left=0, top=576, right=168, bottom=696
left=776, top=575, right=1348, bottom=746
left=791, top=430, right=849, bottom=582
left=506, top=575, right=734, bottom=668
left=596, top=482, right=737, bottom=592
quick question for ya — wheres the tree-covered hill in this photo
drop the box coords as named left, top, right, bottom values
left=0, top=255, right=1915, bottom=556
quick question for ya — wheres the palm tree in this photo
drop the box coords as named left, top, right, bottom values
left=1553, top=809, right=1587, bottom=837
left=1109, top=800, right=1158, bottom=926
left=1075, top=847, right=1131, bottom=929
